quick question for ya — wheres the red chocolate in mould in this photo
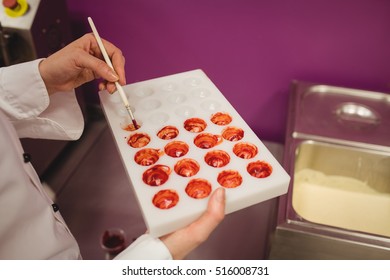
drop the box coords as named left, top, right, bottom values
left=204, top=150, right=230, bottom=168
left=233, top=142, right=258, bottom=159
left=194, top=133, right=222, bottom=149
left=121, top=122, right=140, bottom=131
left=210, top=112, right=232, bottom=126
left=185, top=179, right=212, bottom=199
left=222, top=126, right=244, bottom=141
left=217, top=170, right=243, bottom=188
left=134, top=148, right=161, bottom=166
left=184, top=118, right=207, bottom=133
left=142, top=165, right=171, bottom=186
left=157, top=125, right=179, bottom=140
left=174, top=158, right=200, bottom=177
left=247, top=161, right=273, bottom=178
left=127, top=133, right=151, bottom=148
left=152, top=189, right=179, bottom=209
left=164, top=141, right=189, bottom=158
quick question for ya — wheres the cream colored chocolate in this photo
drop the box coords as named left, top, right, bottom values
left=293, top=169, right=390, bottom=237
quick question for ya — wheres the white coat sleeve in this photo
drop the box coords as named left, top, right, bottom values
left=0, top=59, right=84, bottom=140
left=114, top=234, right=173, bottom=260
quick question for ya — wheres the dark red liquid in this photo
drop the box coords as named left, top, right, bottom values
left=101, top=230, right=126, bottom=255
left=132, top=119, right=140, bottom=130
left=103, top=234, right=124, bottom=249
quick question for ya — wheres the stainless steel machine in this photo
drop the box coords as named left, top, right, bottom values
left=0, top=0, right=72, bottom=66
left=269, top=81, right=390, bottom=259
left=1, top=0, right=74, bottom=176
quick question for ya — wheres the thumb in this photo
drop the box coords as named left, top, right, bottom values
left=189, top=187, right=226, bottom=237
left=160, top=187, right=225, bottom=259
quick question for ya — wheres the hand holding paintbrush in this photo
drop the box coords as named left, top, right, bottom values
left=88, top=17, right=139, bottom=129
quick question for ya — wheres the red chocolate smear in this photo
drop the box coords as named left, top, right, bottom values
left=184, top=118, right=207, bottom=133
left=157, top=125, right=179, bottom=140
left=204, top=150, right=230, bottom=168
left=134, top=148, right=162, bottom=166
left=185, top=179, right=212, bottom=199
left=217, top=170, right=243, bottom=188
left=247, top=161, right=273, bottom=178
left=122, top=122, right=140, bottom=131
left=233, top=142, right=258, bottom=159
left=164, top=141, right=189, bottom=158
left=222, top=126, right=244, bottom=141
left=152, top=189, right=179, bottom=209
left=127, top=133, right=151, bottom=148
left=174, top=158, right=200, bottom=177
left=142, top=164, right=171, bottom=186
left=194, top=133, right=222, bottom=149
left=210, top=112, right=232, bottom=126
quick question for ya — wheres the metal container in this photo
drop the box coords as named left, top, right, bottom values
left=270, top=81, right=390, bottom=259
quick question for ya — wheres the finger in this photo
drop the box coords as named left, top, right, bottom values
left=98, top=81, right=106, bottom=92
left=187, top=187, right=226, bottom=239
left=106, top=82, right=117, bottom=94
left=77, top=53, right=119, bottom=83
left=98, top=80, right=119, bottom=94
left=84, top=33, right=126, bottom=85
left=92, top=36, right=126, bottom=85
left=160, top=188, right=225, bottom=259
left=109, top=47, right=126, bottom=85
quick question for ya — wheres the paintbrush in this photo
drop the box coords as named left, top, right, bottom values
left=88, top=16, right=138, bottom=129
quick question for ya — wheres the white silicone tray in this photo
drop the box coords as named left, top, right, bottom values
left=99, top=69, right=290, bottom=237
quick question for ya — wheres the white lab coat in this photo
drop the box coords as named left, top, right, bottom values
left=0, top=59, right=171, bottom=260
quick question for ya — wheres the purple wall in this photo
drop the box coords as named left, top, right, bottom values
left=66, top=0, right=390, bottom=143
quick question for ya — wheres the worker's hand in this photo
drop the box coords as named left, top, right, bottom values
left=160, top=187, right=226, bottom=260
left=38, top=33, right=126, bottom=95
